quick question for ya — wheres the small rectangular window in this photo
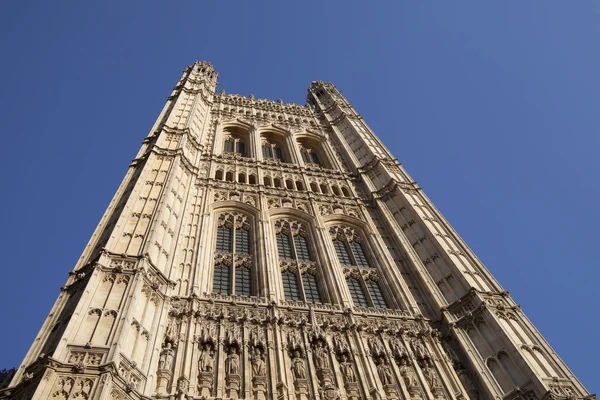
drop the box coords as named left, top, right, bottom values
left=367, top=280, right=387, bottom=308
left=274, top=147, right=283, bottom=160
left=350, top=241, right=369, bottom=267
left=333, top=239, right=352, bottom=265
left=277, top=233, right=294, bottom=259
left=347, top=277, right=368, bottom=307
left=294, top=235, right=311, bottom=261
left=235, top=267, right=251, bottom=296
left=262, top=145, right=272, bottom=158
left=282, top=271, right=300, bottom=300
left=235, top=228, right=250, bottom=254
left=236, top=141, right=246, bottom=156
left=224, top=140, right=234, bottom=153
left=303, top=274, right=321, bottom=303
left=212, top=264, right=231, bottom=295
left=310, top=152, right=320, bottom=165
left=216, top=226, right=232, bottom=252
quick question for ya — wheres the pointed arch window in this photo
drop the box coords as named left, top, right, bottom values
left=212, top=213, right=253, bottom=296
left=332, top=226, right=390, bottom=309
left=275, top=220, right=322, bottom=303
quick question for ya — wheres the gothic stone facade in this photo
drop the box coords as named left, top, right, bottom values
left=2, top=62, right=593, bottom=400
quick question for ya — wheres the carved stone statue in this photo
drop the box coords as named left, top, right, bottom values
left=376, top=358, right=394, bottom=385
left=412, top=340, right=429, bottom=360
left=252, top=349, right=266, bottom=377
left=225, top=347, right=240, bottom=376
left=339, top=354, right=356, bottom=383
left=291, top=351, right=307, bottom=380
left=199, top=344, right=214, bottom=373
left=158, top=343, right=174, bottom=371
left=423, top=366, right=442, bottom=388
left=401, top=366, right=418, bottom=387
left=314, top=341, right=329, bottom=370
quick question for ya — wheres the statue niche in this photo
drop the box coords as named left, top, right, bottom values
left=225, top=344, right=242, bottom=399
left=197, top=341, right=215, bottom=397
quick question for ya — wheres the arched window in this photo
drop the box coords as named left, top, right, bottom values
left=249, top=175, right=257, bottom=185
left=212, top=213, right=253, bottom=296
left=487, top=358, right=513, bottom=393
left=275, top=219, right=322, bottom=303
left=332, top=186, right=341, bottom=196
left=341, top=187, right=351, bottom=197
left=223, top=128, right=248, bottom=157
left=264, top=176, right=272, bottom=187
left=320, top=184, right=329, bottom=194
left=286, top=180, right=294, bottom=190
left=297, top=137, right=329, bottom=168
left=332, top=225, right=389, bottom=309
left=261, top=133, right=286, bottom=162
left=296, top=181, right=304, bottom=191
left=310, top=182, right=320, bottom=193
left=215, top=170, right=223, bottom=180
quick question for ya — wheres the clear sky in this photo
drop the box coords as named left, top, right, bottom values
left=0, top=1, right=598, bottom=392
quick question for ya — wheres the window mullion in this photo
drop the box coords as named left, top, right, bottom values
left=231, top=228, right=236, bottom=294
left=362, top=277, right=376, bottom=307
left=346, top=242, right=361, bottom=267
left=290, top=234, right=306, bottom=301
left=346, top=241, right=358, bottom=266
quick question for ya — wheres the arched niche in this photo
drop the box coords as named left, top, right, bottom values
left=221, top=123, right=252, bottom=158
left=296, top=134, right=333, bottom=169
left=259, top=129, right=290, bottom=163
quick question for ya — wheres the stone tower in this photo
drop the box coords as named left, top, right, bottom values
left=2, top=62, right=593, bottom=400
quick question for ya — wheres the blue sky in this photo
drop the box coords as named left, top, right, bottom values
left=0, top=1, right=598, bottom=392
